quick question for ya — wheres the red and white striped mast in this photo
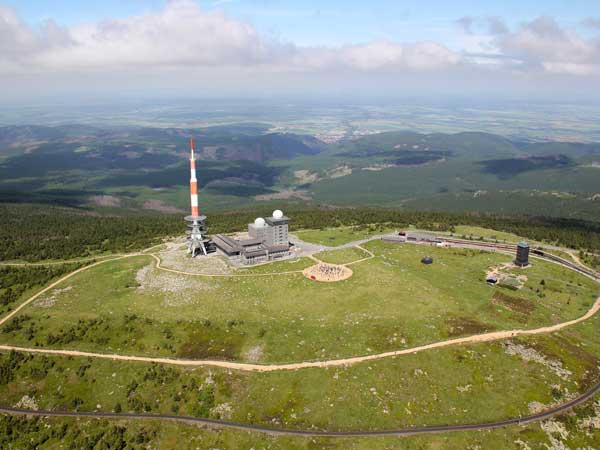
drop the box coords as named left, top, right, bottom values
left=189, top=137, right=199, bottom=217
left=185, top=136, right=207, bottom=256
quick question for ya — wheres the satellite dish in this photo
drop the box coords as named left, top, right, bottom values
left=272, top=210, right=284, bottom=219
left=254, top=217, right=266, bottom=227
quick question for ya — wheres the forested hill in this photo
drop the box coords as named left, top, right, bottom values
left=1, top=124, right=599, bottom=221
left=0, top=204, right=599, bottom=262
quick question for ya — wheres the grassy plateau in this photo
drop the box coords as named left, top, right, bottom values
left=0, top=227, right=599, bottom=448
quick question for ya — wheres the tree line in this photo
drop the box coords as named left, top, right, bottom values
left=0, top=263, right=83, bottom=315
left=0, top=414, right=154, bottom=449
left=1, top=203, right=599, bottom=262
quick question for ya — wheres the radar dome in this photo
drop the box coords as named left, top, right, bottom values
left=254, top=217, right=266, bottom=227
left=272, top=209, right=284, bottom=219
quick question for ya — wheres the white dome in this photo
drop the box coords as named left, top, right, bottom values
left=272, top=209, right=284, bottom=219
left=254, top=217, right=266, bottom=227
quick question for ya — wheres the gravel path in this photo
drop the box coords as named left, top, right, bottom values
left=0, top=254, right=141, bottom=328
left=0, top=239, right=598, bottom=373
left=0, top=294, right=598, bottom=372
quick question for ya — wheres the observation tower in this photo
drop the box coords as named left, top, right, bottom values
left=184, top=137, right=208, bottom=256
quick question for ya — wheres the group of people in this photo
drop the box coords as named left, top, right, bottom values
left=314, top=263, right=347, bottom=281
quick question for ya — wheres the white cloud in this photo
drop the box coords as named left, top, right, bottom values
left=294, top=41, right=461, bottom=72
left=454, top=16, right=600, bottom=76
left=336, top=41, right=461, bottom=71
left=0, top=5, right=72, bottom=68
left=496, top=17, right=600, bottom=75
left=487, top=17, right=508, bottom=35
left=0, top=1, right=461, bottom=74
left=0, top=2, right=599, bottom=100
left=456, top=16, right=474, bottom=35
left=34, top=2, right=281, bottom=69
left=582, top=18, right=600, bottom=29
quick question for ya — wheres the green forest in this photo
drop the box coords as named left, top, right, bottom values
left=0, top=263, right=83, bottom=316
left=0, top=203, right=599, bottom=262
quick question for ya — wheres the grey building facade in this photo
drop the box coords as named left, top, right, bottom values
left=515, top=241, right=530, bottom=267
left=214, top=210, right=291, bottom=265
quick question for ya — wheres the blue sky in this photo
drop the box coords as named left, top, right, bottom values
left=1, top=0, right=600, bottom=100
left=217, top=0, right=600, bottom=46
left=8, top=0, right=600, bottom=46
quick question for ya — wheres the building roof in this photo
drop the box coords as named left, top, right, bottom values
left=265, top=216, right=290, bottom=226
left=243, top=249, right=267, bottom=258
left=184, top=215, right=207, bottom=222
left=248, top=222, right=266, bottom=231
left=239, top=238, right=263, bottom=247
left=213, top=234, right=242, bottom=254
left=266, top=244, right=290, bottom=253
left=517, top=241, right=530, bottom=248
left=407, top=232, right=439, bottom=241
left=382, top=236, right=406, bottom=242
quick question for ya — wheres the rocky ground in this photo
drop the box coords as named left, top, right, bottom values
left=33, top=285, right=73, bottom=308
left=503, top=341, right=572, bottom=381
left=136, top=264, right=217, bottom=307
left=14, top=395, right=39, bottom=411
left=157, top=240, right=231, bottom=275
left=486, top=262, right=528, bottom=289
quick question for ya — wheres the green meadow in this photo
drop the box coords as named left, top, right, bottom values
left=1, top=241, right=597, bottom=365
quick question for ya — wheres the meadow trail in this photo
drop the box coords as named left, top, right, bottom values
left=0, top=254, right=142, bottom=328
left=0, top=238, right=598, bottom=372
left=0, top=295, right=598, bottom=372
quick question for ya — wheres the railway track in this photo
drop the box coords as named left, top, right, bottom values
left=2, top=381, right=599, bottom=437
left=441, top=237, right=599, bottom=280
left=1, top=236, right=599, bottom=436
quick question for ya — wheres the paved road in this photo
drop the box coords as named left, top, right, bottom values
left=1, top=237, right=599, bottom=436
left=0, top=238, right=598, bottom=372
left=1, top=382, right=599, bottom=437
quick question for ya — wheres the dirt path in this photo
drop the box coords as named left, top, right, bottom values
left=0, top=240, right=598, bottom=372
left=345, top=244, right=375, bottom=266
left=151, top=243, right=373, bottom=277
left=0, top=254, right=141, bottom=327
left=0, top=254, right=128, bottom=267
left=307, top=244, right=373, bottom=266
left=1, top=294, right=598, bottom=372
left=0, top=243, right=167, bottom=267
left=302, top=244, right=372, bottom=281
left=308, top=255, right=322, bottom=264
left=566, top=250, right=588, bottom=268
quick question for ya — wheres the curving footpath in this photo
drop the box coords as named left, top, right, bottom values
left=0, top=254, right=141, bottom=328
left=0, top=242, right=598, bottom=372
left=0, top=294, right=599, bottom=372
left=1, top=239, right=600, bottom=436
left=1, top=382, right=599, bottom=437
left=345, top=244, right=375, bottom=266
left=151, top=243, right=374, bottom=277
left=0, top=253, right=138, bottom=267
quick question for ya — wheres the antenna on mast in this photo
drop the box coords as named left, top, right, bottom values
left=185, top=136, right=207, bottom=256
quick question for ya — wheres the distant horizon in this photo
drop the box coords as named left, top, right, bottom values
left=3, top=96, right=600, bottom=143
left=2, top=0, right=600, bottom=101
left=4, top=94, right=600, bottom=109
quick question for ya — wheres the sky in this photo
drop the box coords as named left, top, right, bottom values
left=2, top=0, right=600, bottom=102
